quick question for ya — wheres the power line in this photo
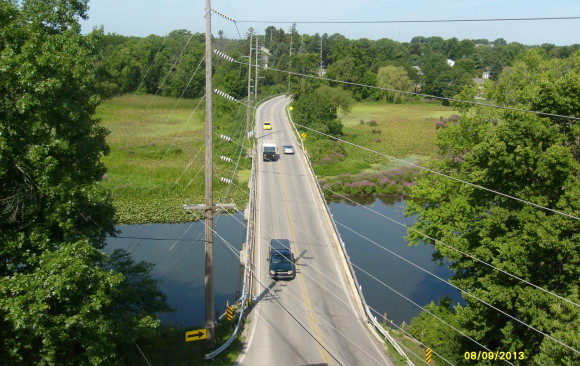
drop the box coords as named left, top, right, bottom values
left=218, top=203, right=502, bottom=364
left=326, top=187, right=580, bottom=310
left=294, top=121, right=579, bottom=220
left=365, top=306, right=456, bottom=366
left=111, top=235, right=205, bottom=242
left=203, top=216, right=390, bottom=366
left=332, top=217, right=580, bottom=355
left=212, top=47, right=580, bottom=224
left=266, top=62, right=580, bottom=121
left=235, top=16, right=580, bottom=24
left=351, top=261, right=517, bottom=365
left=212, top=50, right=580, bottom=121
left=227, top=175, right=580, bottom=359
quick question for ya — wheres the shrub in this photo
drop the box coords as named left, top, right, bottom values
left=435, top=120, right=448, bottom=129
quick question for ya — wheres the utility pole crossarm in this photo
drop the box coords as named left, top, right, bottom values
left=183, top=203, right=237, bottom=211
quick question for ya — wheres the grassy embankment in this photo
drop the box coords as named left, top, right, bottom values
left=96, top=95, right=250, bottom=224
left=304, top=101, right=456, bottom=197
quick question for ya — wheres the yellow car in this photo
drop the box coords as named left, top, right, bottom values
left=263, top=121, right=272, bottom=130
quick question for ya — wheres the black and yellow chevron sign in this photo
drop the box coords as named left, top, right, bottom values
left=426, top=348, right=433, bottom=363
left=226, top=306, right=234, bottom=321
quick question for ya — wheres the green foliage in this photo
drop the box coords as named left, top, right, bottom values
left=407, top=298, right=464, bottom=365
left=94, top=30, right=206, bottom=98
left=291, top=88, right=343, bottom=136
left=406, top=49, right=580, bottom=364
left=314, top=85, right=351, bottom=112
left=376, top=65, right=415, bottom=103
left=0, top=2, right=171, bottom=363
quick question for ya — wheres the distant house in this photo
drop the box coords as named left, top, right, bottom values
left=482, top=71, right=491, bottom=79
left=447, top=59, right=455, bottom=67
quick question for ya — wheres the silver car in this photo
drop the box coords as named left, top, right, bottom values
left=283, top=145, right=294, bottom=154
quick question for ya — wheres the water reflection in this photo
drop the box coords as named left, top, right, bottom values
left=328, top=194, right=462, bottom=326
left=105, top=213, right=246, bottom=327
left=105, top=197, right=462, bottom=329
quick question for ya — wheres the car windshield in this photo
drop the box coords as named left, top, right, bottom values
left=271, top=254, right=291, bottom=263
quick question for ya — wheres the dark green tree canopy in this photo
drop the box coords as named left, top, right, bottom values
left=406, top=49, right=580, bottom=365
left=0, top=1, right=171, bottom=363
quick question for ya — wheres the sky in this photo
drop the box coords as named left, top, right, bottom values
left=80, top=0, right=580, bottom=46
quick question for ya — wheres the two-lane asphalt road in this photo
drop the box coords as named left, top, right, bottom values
left=236, top=95, right=394, bottom=366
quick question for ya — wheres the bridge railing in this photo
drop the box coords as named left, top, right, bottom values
left=286, top=104, right=414, bottom=366
left=204, top=102, right=259, bottom=361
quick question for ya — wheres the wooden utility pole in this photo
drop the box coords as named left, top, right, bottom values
left=183, top=0, right=237, bottom=350
left=203, top=0, right=215, bottom=348
left=288, top=32, right=293, bottom=91
left=254, top=36, right=259, bottom=100
left=246, top=33, right=253, bottom=133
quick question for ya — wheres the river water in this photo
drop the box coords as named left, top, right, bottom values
left=105, top=196, right=461, bottom=328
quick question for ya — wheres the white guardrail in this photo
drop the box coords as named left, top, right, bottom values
left=286, top=104, right=414, bottom=366
left=204, top=101, right=260, bottom=360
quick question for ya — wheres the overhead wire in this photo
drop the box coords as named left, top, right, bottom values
left=134, top=34, right=169, bottom=94
left=224, top=180, right=547, bottom=362
left=205, top=44, right=576, bottom=362
left=331, top=217, right=579, bottom=355
left=116, top=9, right=579, bottom=360
left=236, top=16, right=580, bottom=24
left=220, top=45, right=580, bottom=122
left=352, top=261, right=516, bottom=365
left=217, top=90, right=578, bottom=357
left=199, top=213, right=389, bottom=366
left=159, top=56, right=206, bottom=153
left=297, top=122, right=579, bottom=220
left=365, top=305, right=455, bottom=366
left=210, top=51, right=580, bottom=221
left=326, top=188, right=580, bottom=310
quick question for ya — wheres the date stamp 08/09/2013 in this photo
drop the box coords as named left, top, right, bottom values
left=463, top=351, right=526, bottom=361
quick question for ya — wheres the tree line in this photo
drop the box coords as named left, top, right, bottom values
left=1, top=0, right=578, bottom=364
left=92, top=23, right=579, bottom=138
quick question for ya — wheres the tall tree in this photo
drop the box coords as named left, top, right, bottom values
left=0, top=1, right=170, bottom=364
left=376, top=65, right=414, bottom=103
left=406, top=49, right=580, bottom=365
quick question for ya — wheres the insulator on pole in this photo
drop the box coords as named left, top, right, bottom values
left=214, top=89, right=236, bottom=102
left=220, top=134, right=232, bottom=142
left=220, top=177, right=233, bottom=184
left=213, top=49, right=235, bottom=63
left=220, top=155, right=234, bottom=163
left=211, top=9, right=236, bottom=23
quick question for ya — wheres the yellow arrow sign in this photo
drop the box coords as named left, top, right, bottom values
left=301, top=132, right=307, bottom=140
left=185, top=329, right=207, bottom=342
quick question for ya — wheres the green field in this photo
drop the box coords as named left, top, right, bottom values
left=339, top=101, right=453, bottom=167
left=97, top=95, right=250, bottom=224
left=306, top=101, right=454, bottom=177
left=97, top=96, right=452, bottom=223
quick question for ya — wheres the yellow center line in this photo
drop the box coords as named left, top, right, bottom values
left=277, top=144, right=332, bottom=366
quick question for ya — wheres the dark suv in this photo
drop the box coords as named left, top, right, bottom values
left=268, top=239, right=296, bottom=280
